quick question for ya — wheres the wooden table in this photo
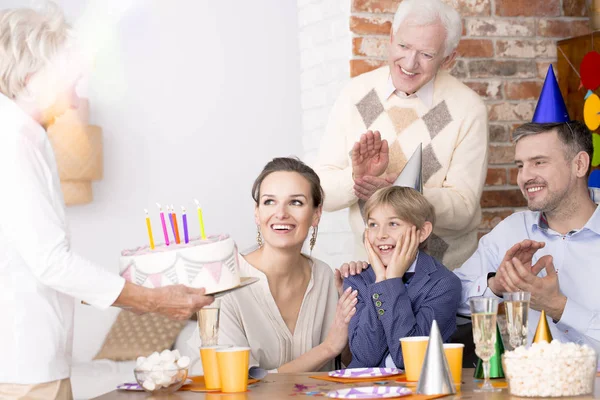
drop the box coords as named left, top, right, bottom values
left=93, top=368, right=600, bottom=399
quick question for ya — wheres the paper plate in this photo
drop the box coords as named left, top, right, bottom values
left=209, top=277, right=260, bottom=297
left=326, top=386, right=412, bottom=399
left=328, top=368, right=401, bottom=379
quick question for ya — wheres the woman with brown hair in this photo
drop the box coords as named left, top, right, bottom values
left=218, top=157, right=357, bottom=372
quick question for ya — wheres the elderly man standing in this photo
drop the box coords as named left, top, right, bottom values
left=315, top=0, right=488, bottom=270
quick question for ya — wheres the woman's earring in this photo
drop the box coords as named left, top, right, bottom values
left=256, top=226, right=263, bottom=247
left=309, top=226, right=318, bottom=254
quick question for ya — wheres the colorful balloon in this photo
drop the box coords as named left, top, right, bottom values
left=580, top=51, right=600, bottom=91
left=584, top=93, right=600, bottom=131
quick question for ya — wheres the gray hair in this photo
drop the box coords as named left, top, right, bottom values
left=0, top=2, right=71, bottom=99
left=513, top=121, right=594, bottom=176
left=391, top=0, right=462, bottom=57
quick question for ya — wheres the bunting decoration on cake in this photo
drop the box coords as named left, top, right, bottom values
left=164, top=264, right=179, bottom=284
left=204, top=262, right=223, bottom=284
left=148, top=273, right=162, bottom=288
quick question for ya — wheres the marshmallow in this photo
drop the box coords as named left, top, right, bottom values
left=136, top=356, right=147, bottom=367
left=172, top=349, right=181, bottom=360
left=160, top=349, right=176, bottom=363
left=177, top=356, right=190, bottom=369
left=142, top=379, right=156, bottom=391
left=147, top=352, right=161, bottom=366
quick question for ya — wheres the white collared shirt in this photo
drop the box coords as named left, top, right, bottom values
left=0, top=93, right=125, bottom=384
left=386, top=75, right=435, bottom=109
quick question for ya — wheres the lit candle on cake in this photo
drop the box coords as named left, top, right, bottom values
left=156, top=203, right=170, bottom=246
left=182, top=206, right=189, bottom=244
left=168, top=205, right=176, bottom=240
left=171, top=204, right=181, bottom=244
left=194, top=198, right=207, bottom=240
left=144, top=209, right=155, bottom=250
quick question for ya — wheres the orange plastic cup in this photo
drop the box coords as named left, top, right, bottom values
left=399, top=336, right=429, bottom=381
left=216, top=347, right=251, bottom=393
left=200, top=345, right=230, bottom=390
left=443, top=343, right=464, bottom=387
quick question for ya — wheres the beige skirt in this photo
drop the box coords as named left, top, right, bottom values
left=0, top=378, right=73, bottom=400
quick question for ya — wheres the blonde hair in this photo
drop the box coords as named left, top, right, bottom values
left=364, top=186, right=435, bottom=250
left=0, top=3, right=70, bottom=99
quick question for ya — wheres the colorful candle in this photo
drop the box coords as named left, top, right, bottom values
left=194, top=198, right=207, bottom=240
left=144, top=209, right=155, bottom=250
left=168, top=205, right=176, bottom=240
left=172, top=204, right=181, bottom=244
left=182, top=206, right=189, bottom=244
left=156, top=203, right=170, bottom=246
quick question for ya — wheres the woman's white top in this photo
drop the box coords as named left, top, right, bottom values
left=219, top=255, right=338, bottom=371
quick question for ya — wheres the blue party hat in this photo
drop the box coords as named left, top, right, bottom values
left=532, top=66, right=570, bottom=123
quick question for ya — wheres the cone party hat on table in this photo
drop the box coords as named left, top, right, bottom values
left=532, top=66, right=570, bottom=123
left=474, top=323, right=505, bottom=379
left=393, top=143, right=422, bottom=193
left=533, top=310, right=553, bottom=343
left=416, top=320, right=456, bottom=395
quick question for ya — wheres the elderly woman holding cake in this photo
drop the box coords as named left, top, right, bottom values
left=218, top=157, right=358, bottom=371
left=0, top=5, right=213, bottom=398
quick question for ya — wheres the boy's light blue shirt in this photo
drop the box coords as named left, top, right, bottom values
left=454, top=191, right=600, bottom=353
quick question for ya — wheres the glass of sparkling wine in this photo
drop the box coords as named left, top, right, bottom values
left=198, top=299, right=221, bottom=346
left=503, top=291, right=530, bottom=349
left=469, top=297, right=501, bottom=393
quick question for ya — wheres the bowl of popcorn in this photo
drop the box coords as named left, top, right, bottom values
left=134, top=349, right=191, bottom=393
left=502, top=340, right=598, bottom=397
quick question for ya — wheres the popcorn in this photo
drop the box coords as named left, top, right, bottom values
left=503, top=340, right=597, bottom=397
left=134, top=349, right=189, bottom=393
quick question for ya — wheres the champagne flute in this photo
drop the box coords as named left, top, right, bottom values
left=503, top=292, right=530, bottom=349
left=470, top=297, right=501, bottom=392
left=197, top=299, right=221, bottom=346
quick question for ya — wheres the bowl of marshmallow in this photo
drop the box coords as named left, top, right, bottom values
left=134, top=349, right=191, bottom=393
left=502, top=340, right=598, bottom=397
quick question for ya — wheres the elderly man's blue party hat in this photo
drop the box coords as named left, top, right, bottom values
left=532, top=66, right=570, bottom=123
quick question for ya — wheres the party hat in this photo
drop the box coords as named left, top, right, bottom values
left=533, top=310, right=553, bottom=343
left=416, top=320, right=456, bottom=395
left=474, top=323, right=505, bottom=379
left=532, top=66, right=570, bottom=123
left=393, top=143, right=422, bottom=193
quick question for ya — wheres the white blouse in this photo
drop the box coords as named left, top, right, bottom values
left=219, top=255, right=338, bottom=371
left=0, top=93, right=125, bottom=384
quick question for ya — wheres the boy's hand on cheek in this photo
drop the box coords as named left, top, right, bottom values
left=364, top=234, right=386, bottom=282
left=386, top=226, right=419, bottom=280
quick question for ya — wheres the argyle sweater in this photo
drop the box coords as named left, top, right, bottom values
left=314, top=66, right=488, bottom=270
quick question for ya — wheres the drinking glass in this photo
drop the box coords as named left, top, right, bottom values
left=197, top=299, right=221, bottom=346
left=470, top=297, right=501, bottom=392
left=503, top=292, right=531, bottom=349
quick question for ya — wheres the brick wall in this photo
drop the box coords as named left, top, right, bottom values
left=298, top=0, right=590, bottom=267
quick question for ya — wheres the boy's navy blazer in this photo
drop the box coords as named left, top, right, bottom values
left=343, top=250, right=461, bottom=368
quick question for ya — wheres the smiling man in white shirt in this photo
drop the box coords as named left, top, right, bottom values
left=0, top=5, right=213, bottom=399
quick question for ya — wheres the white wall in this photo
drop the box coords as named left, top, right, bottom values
left=2, top=0, right=303, bottom=362
left=297, top=0, right=354, bottom=269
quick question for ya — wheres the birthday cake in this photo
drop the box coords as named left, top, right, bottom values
left=119, top=234, right=240, bottom=295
